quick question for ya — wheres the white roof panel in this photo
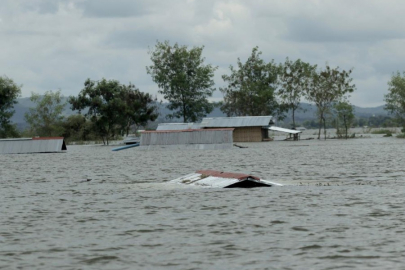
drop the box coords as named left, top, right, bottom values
left=269, top=126, right=302, bottom=134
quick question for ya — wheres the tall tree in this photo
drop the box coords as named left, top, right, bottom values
left=69, top=78, right=158, bottom=145
left=220, top=47, right=285, bottom=118
left=24, top=90, right=66, bottom=137
left=333, top=100, right=355, bottom=139
left=147, top=40, right=217, bottom=123
left=306, top=65, right=355, bottom=139
left=0, top=76, right=21, bottom=138
left=278, top=58, right=316, bottom=129
left=384, top=71, right=405, bottom=132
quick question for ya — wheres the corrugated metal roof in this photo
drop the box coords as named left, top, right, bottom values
left=141, top=128, right=233, bottom=144
left=140, top=129, right=234, bottom=150
left=156, top=123, right=201, bottom=130
left=0, top=137, right=67, bottom=154
left=142, top=128, right=233, bottom=133
left=201, top=116, right=274, bottom=128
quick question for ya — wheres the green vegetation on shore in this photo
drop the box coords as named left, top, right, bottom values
left=2, top=41, right=405, bottom=141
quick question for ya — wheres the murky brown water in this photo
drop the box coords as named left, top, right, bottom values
left=1, top=133, right=405, bottom=269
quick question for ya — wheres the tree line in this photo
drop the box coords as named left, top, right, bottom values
left=148, top=42, right=357, bottom=139
left=1, top=40, right=405, bottom=141
left=0, top=79, right=158, bottom=145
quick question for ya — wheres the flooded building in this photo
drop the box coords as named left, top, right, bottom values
left=0, top=137, right=67, bottom=154
left=139, top=128, right=234, bottom=150
left=155, top=116, right=277, bottom=142
left=200, top=116, right=274, bottom=142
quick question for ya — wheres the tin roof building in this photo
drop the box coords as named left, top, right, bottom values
left=0, top=137, right=67, bottom=154
left=155, top=116, right=277, bottom=142
left=200, top=116, right=274, bottom=142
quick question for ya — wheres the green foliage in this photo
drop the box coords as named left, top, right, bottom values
left=24, top=90, right=66, bottom=137
left=220, top=47, right=285, bottom=118
left=122, top=84, right=159, bottom=136
left=0, top=123, right=20, bottom=138
left=384, top=71, right=405, bottom=130
left=396, top=133, right=405, bottom=138
left=0, top=76, right=21, bottom=138
left=278, top=58, right=316, bottom=128
left=147, top=40, right=217, bottom=123
left=69, top=78, right=158, bottom=145
left=371, top=128, right=396, bottom=134
left=306, top=65, right=355, bottom=139
left=333, top=101, right=355, bottom=139
left=61, top=114, right=98, bottom=142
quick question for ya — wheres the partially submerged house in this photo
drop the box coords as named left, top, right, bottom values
left=139, top=128, right=234, bottom=150
left=155, top=116, right=303, bottom=142
left=200, top=116, right=274, bottom=142
left=156, top=116, right=274, bottom=142
left=0, top=137, right=67, bottom=154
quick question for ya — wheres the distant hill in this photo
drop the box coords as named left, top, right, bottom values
left=281, top=103, right=387, bottom=120
left=11, top=97, right=76, bottom=130
left=10, top=97, right=388, bottom=130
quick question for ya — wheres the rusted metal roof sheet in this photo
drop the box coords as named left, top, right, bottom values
left=170, top=170, right=283, bottom=188
left=269, top=126, right=302, bottom=134
left=201, top=116, right=274, bottom=128
left=157, top=123, right=201, bottom=130
left=0, top=137, right=67, bottom=154
left=139, top=128, right=234, bottom=150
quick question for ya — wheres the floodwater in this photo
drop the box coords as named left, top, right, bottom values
left=1, top=132, right=405, bottom=269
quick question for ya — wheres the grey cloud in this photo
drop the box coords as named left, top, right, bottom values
left=103, top=28, right=186, bottom=50
left=284, top=18, right=405, bottom=43
left=76, top=0, right=151, bottom=18
left=20, top=0, right=60, bottom=14
left=3, top=0, right=405, bottom=107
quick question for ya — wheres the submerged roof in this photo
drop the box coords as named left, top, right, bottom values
left=0, top=137, right=67, bottom=154
left=201, top=116, right=274, bottom=128
left=170, top=170, right=283, bottom=188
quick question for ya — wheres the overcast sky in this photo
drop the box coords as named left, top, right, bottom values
left=2, top=0, right=405, bottom=107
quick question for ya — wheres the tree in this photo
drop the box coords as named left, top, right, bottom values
left=0, top=76, right=21, bottom=138
left=24, top=90, right=66, bottom=137
left=306, top=65, right=355, bottom=139
left=69, top=78, right=158, bottom=145
left=384, top=71, right=405, bottom=132
left=278, top=58, right=316, bottom=129
left=147, top=40, right=217, bottom=123
left=61, top=114, right=95, bottom=142
left=220, top=47, right=285, bottom=118
left=333, top=101, right=355, bottom=139
left=122, top=84, right=158, bottom=136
